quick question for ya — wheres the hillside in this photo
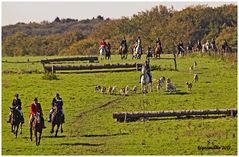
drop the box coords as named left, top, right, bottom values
left=2, top=4, right=237, bottom=56
left=2, top=16, right=107, bottom=38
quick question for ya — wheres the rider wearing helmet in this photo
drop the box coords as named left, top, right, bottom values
left=48, top=93, right=64, bottom=123
left=7, top=94, right=24, bottom=124
left=29, top=98, right=46, bottom=128
left=156, top=37, right=161, bottom=46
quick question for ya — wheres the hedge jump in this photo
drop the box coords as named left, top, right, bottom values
left=113, top=108, right=237, bottom=122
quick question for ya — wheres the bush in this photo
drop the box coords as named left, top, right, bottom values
left=42, top=72, right=59, bottom=80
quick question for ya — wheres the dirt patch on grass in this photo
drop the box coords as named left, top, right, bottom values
left=77, top=98, right=120, bottom=118
left=205, top=130, right=226, bottom=138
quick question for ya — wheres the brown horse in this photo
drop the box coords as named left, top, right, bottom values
left=10, top=107, right=22, bottom=138
left=30, top=112, right=43, bottom=146
left=154, top=45, right=163, bottom=58
left=50, top=105, right=63, bottom=137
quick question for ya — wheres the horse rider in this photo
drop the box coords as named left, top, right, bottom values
left=135, top=36, right=142, bottom=50
left=187, top=41, right=193, bottom=52
left=222, top=40, right=229, bottom=50
left=7, top=94, right=24, bottom=124
left=99, top=39, right=107, bottom=50
left=139, top=60, right=152, bottom=83
left=156, top=37, right=162, bottom=46
left=48, top=93, right=64, bottom=123
left=107, top=42, right=111, bottom=54
left=146, top=46, right=153, bottom=58
left=211, top=38, right=216, bottom=47
left=177, top=41, right=184, bottom=55
left=120, top=37, right=127, bottom=50
left=29, top=98, right=46, bottom=128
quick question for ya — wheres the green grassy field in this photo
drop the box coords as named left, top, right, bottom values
left=2, top=54, right=237, bottom=155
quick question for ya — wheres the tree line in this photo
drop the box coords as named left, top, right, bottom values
left=2, top=4, right=237, bottom=56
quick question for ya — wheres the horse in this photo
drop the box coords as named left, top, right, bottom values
left=154, top=45, right=163, bottom=58
left=30, top=112, right=43, bottom=146
left=99, top=46, right=107, bottom=60
left=10, top=107, right=22, bottom=138
left=132, top=43, right=142, bottom=59
left=140, top=65, right=152, bottom=93
left=177, top=45, right=185, bottom=56
left=50, top=105, right=63, bottom=137
left=105, top=46, right=111, bottom=60
left=119, top=44, right=128, bottom=59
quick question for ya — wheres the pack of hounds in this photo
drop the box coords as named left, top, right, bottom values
left=95, top=61, right=199, bottom=95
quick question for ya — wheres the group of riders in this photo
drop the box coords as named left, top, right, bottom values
left=7, top=93, right=65, bottom=129
left=177, top=38, right=231, bottom=56
left=99, top=36, right=163, bottom=60
left=100, top=36, right=231, bottom=59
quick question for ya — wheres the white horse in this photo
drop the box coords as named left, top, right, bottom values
left=140, top=65, right=152, bottom=93
left=133, top=43, right=142, bottom=59
left=99, top=46, right=107, bottom=60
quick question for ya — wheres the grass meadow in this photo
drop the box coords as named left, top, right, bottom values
left=1, top=54, right=237, bottom=155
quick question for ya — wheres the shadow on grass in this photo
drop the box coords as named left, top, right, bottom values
left=81, top=132, right=129, bottom=137
left=42, top=135, right=67, bottom=138
left=164, top=90, right=189, bottom=95
left=59, top=142, right=104, bottom=146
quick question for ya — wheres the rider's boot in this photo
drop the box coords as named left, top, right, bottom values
left=48, top=114, right=51, bottom=122
left=7, top=115, right=11, bottom=123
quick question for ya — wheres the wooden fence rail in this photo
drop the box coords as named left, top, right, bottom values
left=41, top=56, right=98, bottom=64
left=44, top=63, right=143, bottom=72
left=113, top=108, right=237, bottom=122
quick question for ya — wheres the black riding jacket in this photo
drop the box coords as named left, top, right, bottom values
left=52, top=97, right=63, bottom=109
left=12, top=98, right=22, bottom=110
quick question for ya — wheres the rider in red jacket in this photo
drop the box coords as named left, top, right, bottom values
left=29, top=98, right=46, bottom=128
left=100, top=39, right=107, bottom=49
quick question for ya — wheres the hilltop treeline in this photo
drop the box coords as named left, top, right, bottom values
left=2, top=4, right=237, bottom=56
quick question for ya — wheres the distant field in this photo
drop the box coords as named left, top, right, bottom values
left=2, top=54, right=237, bottom=155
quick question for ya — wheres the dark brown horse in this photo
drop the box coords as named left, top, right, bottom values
left=50, top=105, right=63, bottom=137
left=10, top=107, right=22, bottom=138
left=30, top=112, right=43, bottom=146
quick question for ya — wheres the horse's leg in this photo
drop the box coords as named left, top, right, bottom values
left=38, top=131, right=42, bottom=145
left=150, top=83, right=152, bottom=92
left=11, top=124, right=14, bottom=133
left=61, top=124, right=63, bottom=133
left=15, top=125, right=19, bottom=138
left=30, top=128, right=33, bottom=141
left=55, top=124, right=59, bottom=137
left=51, top=123, right=54, bottom=134
left=20, top=123, right=22, bottom=134
left=35, top=130, right=38, bottom=145
left=141, top=83, right=144, bottom=93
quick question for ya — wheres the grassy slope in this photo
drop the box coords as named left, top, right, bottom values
left=2, top=54, right=237, bottom=155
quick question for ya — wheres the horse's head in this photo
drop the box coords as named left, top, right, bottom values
left=34, top=112, right=41, bottom=124
left=10, top=107, right=20, bottom=124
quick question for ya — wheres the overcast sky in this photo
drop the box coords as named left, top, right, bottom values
left=2, top=1, right=237, bottom=26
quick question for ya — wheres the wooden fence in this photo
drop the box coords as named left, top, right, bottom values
left=113, top=108, right=237, bottom=122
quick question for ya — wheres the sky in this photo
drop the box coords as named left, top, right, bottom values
left=1, top=1, right=238, bottom=26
